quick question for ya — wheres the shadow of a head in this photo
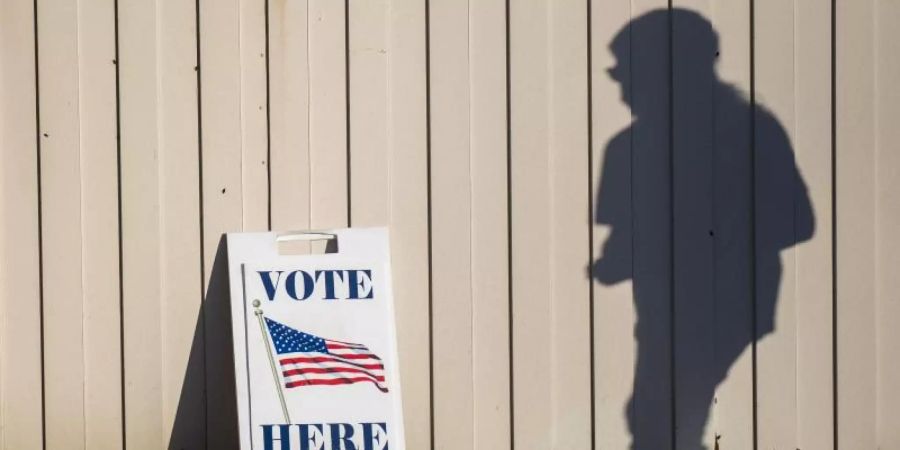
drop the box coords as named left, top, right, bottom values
left=607, top=9, right=717, bottom=115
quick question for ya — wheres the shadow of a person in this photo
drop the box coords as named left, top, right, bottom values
left=592, top=8, right=814, bottom=450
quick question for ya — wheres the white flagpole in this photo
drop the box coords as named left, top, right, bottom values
left=253, top=299, right=291, bottom=423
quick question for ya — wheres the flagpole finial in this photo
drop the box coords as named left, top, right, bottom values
left=252, top=299, right=261, bottom=308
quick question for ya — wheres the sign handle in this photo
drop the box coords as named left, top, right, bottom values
left=253, top=300, right=292, bottom=423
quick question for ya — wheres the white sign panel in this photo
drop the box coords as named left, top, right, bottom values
left=228, top=228, right=405, bottom=450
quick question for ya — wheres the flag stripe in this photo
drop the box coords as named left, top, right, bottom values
left=322, top=352, right=379, bottom=361
left=329, top=352, right=382, bottom=361
left=285, top=377, right=389, bottom=392
left=280, top=360, right=385, bottom=372
left=324, top=339, right=368, bottom=349
left=282, top=367, right=385, bottom=380
left=329, top=350, right=374, bottom=357
left=282, top=366, right=384, bottom=382
left=325, top=342, right=367, bottom=350
left=282, top=370, right=384, bottom=383
left=279, top=355, right=384, bottom=371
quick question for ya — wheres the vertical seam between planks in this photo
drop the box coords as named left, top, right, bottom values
left=424, top=0, right=436, bottom=447
left=504, top=0, right=514, bottom=446
left=465, top=0, right=477, bottom=447
left=154, top=1, right=167, bottom=444
left=710, top=1, right=720, bottom=442
left=153, top=1, right=166, bottom=443
left=111, top=0, right=126, bottom=445
left=546, top=4, right=558, bottom=445
left=1, top=107, right=4, bottom=448
left=194, top=0, right=209, bottom=444
left=830, top=0, right=837, bottom=446
left=628, top=0, right=638, bottom=442
left=306, top=0, right=312, bottom=232
left=344, top=0, right=351, bottom=226
left=239, top=0, right=246, bottom=229
left=585, top=0, right=596, bottom=446
left=791, top=0, right=801, bottom=439
left=32, top=0, right=48, bottom=445
left=386, top=0, right=394, bottom=229
left=238, top=0, right=244, bottom=228
left=666, top=2, right=677, bottom=448
left=265, top=0, right=272, bottom=231
left=75, top=0, right=89, bottom=443
left=240, top=0, right=248, bottom=229
left=871, top=1, right=881, bottom=444
left=749, top=0, right=760, bottom=448
left=1, top=13, right=5, bottom=445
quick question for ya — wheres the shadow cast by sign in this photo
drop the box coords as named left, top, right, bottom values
left=169, top=236, right=240, bottom=449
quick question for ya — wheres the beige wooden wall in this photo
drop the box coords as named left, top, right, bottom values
left=1, top=0, right=898, bottom=449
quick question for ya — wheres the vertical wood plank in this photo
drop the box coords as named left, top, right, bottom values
left=268, top=0, right=310, bottom=233
left=351, top=2, right=433, bottom=448
left=199, top=0, right=245, bottom=446
left=349, top=0, right=390, bottom=227
left=122, top=0, right=206, bottom=447
left=200, top=0, right=244, bottom=273
left=670, top=3, right=714, bottom=449
left=671, top=4, right=720, bottom=442
left=710, top=2, right=754, bottom=448
left=875, top=0, right=900, bottom=446
left=608, top=3, right=675, bottom=449
left=469, top=0, right=511, bottom=447
left=119, top=0, right=164, bottom=445
left=548, top=0, right=593, bottom=447
left=429, top=0, right=474, bottom=447
left=510, top=0, right=552, bottom=446
left=37, top=0, right=87, bottom=445
left=670, top=3, right=755, bottom=448
left=309, top=0, right=348, bottom=231
left=794, top=0, right=835, bottom=447
left=78, top=0, right=123, bottom=447
left=671, top=8, right=717, bottom=449
left=509, top=0, right=593, bottom=446
left=240, top=0, right=270, bottom=231
left=158, top=0, right=204, bottom=447
left=0, top=0, right=44, bottom=447
left=387, top=0, right=432, bottom=447
left=754, top=1, right=799, bottom=446
left=836, top=0, right=877, bottom=447
left=590, top=1, right=643, bottom=447
left=39, top=3, right=121, bottom=448
left=511, top=1, right=594, bottom=445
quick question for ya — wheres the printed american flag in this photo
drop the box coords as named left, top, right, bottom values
left=264, top=317, right=388, bottom=393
